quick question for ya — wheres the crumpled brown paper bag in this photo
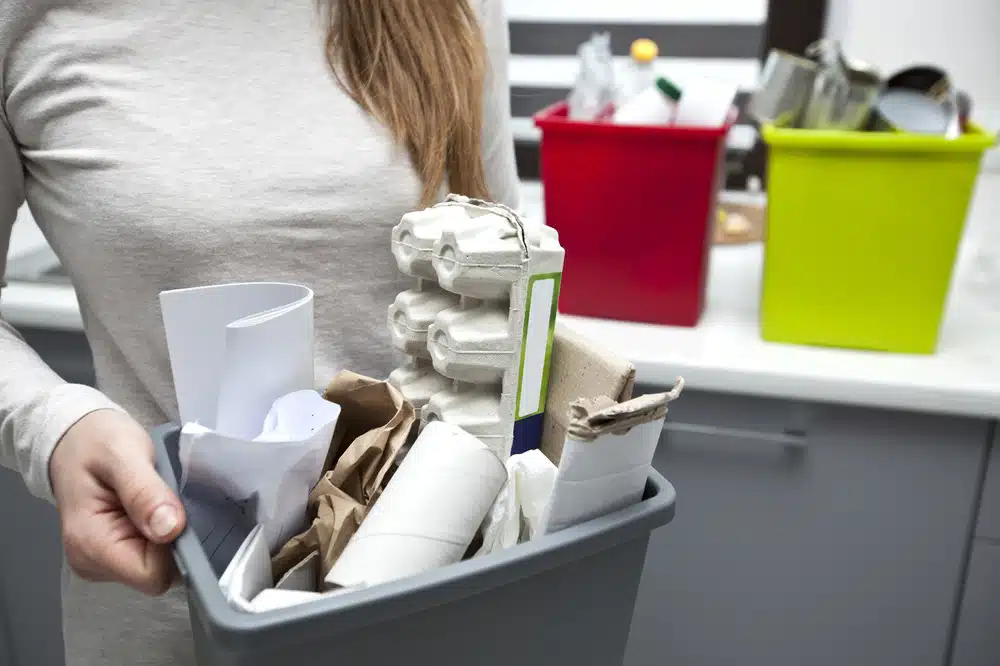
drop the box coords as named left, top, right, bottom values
left=271, top=371, right=416, bottom=580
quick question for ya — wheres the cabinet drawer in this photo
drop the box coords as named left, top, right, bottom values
left=976, top=433, right=1000, bottom=539
left=951, top=542, right=1000, bottom=666
left=625, top=395, right=988, bottom=666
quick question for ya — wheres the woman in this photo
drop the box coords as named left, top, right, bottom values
left=0, top=0, right=519, bottom=663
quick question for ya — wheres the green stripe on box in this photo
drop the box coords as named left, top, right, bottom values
left=515, top=272, right=562, bottom=420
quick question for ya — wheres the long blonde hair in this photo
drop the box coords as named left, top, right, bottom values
left=326, top=0, right=492, bottom=206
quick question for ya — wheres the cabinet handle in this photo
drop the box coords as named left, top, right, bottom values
left=662, top=421, right=809, bottom=448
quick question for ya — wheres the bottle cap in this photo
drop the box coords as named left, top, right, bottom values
left=655, top=77, right=683, bottom=102
left=630, top=39, right=659, bottom=63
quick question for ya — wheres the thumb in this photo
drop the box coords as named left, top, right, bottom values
left=99, top=441, right=187, bottom=544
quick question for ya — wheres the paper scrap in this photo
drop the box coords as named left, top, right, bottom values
left=181, top=390, right=341, bottom=558
left=220, top=534, right=359, bottom=613
left=478, top=450, right=557, bottom=556
left=219, top=525, right=272, bottom=612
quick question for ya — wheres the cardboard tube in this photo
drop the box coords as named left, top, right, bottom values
left=325, top=421, right=507, bottom=588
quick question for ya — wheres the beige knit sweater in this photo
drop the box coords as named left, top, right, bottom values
left=0, top=1, right=519, bottom=664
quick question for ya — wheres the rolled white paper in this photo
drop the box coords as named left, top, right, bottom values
left=325, top=421, right=507, bottom=588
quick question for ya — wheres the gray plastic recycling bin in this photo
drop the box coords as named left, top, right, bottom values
left=153, top=424, right=676, bottom=666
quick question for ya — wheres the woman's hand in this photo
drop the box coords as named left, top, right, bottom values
left=49, top=409, right=187, bottom=595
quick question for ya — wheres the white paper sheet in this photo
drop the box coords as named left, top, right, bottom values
left=540, top=418, right=663, bottom=535
left=160, top=282, right=314, bottom=437
left=218, top=525, right=272, bottom=612
left=220, top=540, right=358, bottom=613
left=246, top=585, right=358, bottom=613
left=325, top=422, right=507, bottom=588
left=247, top=589, right=326, bottom=613
left=181, top=391, right=342, bottom=555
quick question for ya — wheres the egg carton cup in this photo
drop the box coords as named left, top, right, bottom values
left=387, top=195, right=565, bottom=458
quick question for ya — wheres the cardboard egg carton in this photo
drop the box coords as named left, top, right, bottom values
left=387, top=195, right=565, bottom=458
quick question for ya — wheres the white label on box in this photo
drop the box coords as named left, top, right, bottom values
left=516, top=274, right=560, bottom=419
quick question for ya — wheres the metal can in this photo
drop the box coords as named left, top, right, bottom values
left=869, top=65, right=961, bottom=137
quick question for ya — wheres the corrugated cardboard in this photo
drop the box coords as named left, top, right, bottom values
left=539, top=324, right=636, bottom=464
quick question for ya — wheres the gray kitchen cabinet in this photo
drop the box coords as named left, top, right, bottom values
left=0, top=595, right=13, bottom=666
left=14, top=327, right=96, bottom=387
left=625, top=390, right=989, bottom=666
left=975, top=430, right=999, bottom=539
left=951, top=543, right=1000, bottom=666
left=0, top=325, right=90, bottom=666
left=0, top=468, right=65, bottom=666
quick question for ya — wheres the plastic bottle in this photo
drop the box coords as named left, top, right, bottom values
left=617, top=38, right=659, bottom=108
left=568, top=34, right=616, bottom=121
left=614, top=77, right=683, bottom=126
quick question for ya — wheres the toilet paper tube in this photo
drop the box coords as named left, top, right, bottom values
left=325, top=421, right=507, bottom=588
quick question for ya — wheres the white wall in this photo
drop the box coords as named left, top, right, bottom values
left=826, top=0, right=1000, bottom=169
left=505, top=0, right=767, bottom=24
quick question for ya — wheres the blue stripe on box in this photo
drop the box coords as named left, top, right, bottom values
left=512, top=412, right=546, bottom=455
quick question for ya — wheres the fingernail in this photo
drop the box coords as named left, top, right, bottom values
left=148, top=505, right=178, bottom=539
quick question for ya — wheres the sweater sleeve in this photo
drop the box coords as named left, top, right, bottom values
left=0, top=112, right=124, bottom=503
left=478, top=0, right=521, bottom=212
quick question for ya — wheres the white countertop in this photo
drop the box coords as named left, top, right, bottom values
left=4, top=177, right=1000, bottom=419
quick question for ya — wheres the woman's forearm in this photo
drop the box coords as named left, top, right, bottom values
left=0, top=317, right=124, bottom=502
left=0, top=117, right=124, bottom=502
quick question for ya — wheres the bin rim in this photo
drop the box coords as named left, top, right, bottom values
left=151, top=423, right=676, bottom=649
left=534, top=101, right=733, bottom=141
left=762, top=122, right=997, bottom=154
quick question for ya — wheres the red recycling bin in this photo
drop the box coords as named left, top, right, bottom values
left=534, top=102, right=731, bottom=327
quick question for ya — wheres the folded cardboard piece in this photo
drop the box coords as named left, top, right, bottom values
left=271, top=371, right=416, bottom=581
left=565, top=390, right=680, bottom=441
left=541, top=378, right=684, bottom=535
left=539, top=324, right=637, bottom=465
